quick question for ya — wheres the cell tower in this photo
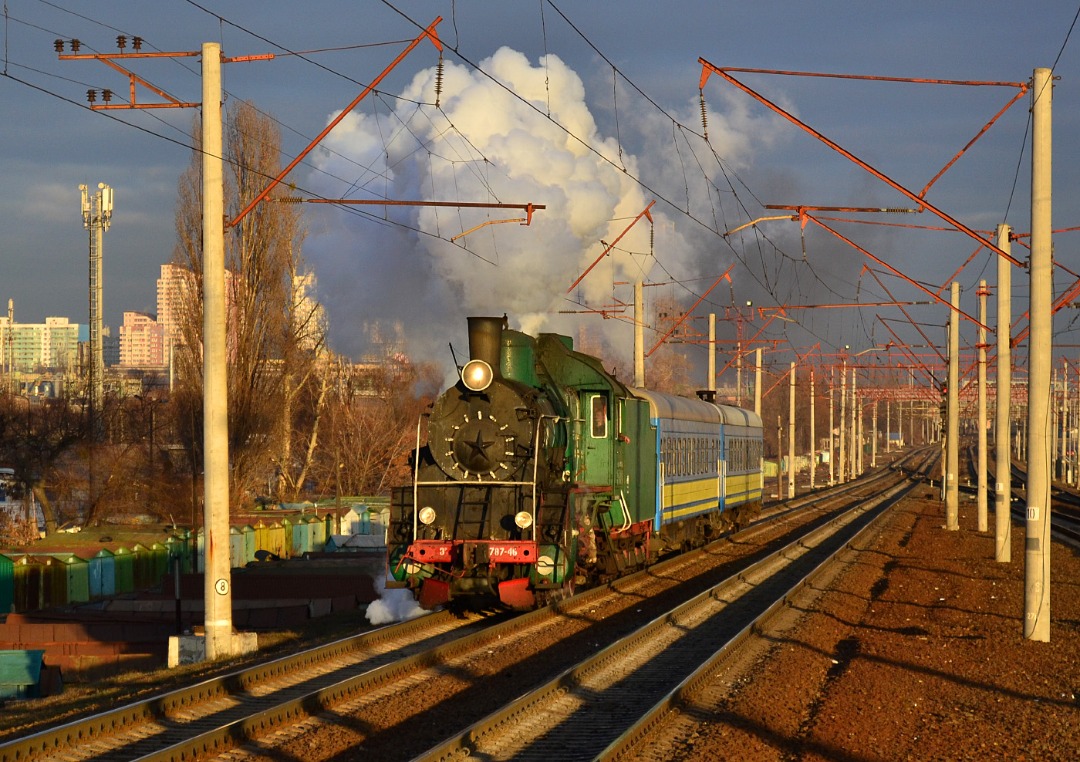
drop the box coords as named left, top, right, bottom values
left=80, top=182, right=113, bottom=428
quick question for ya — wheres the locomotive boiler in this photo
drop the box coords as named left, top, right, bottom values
left=386, top=316, right=764, bottom=610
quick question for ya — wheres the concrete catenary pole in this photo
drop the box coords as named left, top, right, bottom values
left=1025, top=67, right=1052, bottom=641
left=828, top=371, right=835, bottom=485
left=202, top=42, right=233, bottom=659
left=871, top=400, right=878, bottom=468
left=1059, top=364, right=1068, bottom=482
left=810, top=368, right=816, bottom=488
left=754, top=347, right=762, bottom=417
left=839, top=361, right=847, bottom=484
left=995, top=223, right=1012, bottom=562
left=977, top=280, right=989, bottom=533
left=856, top=381, right=864, bottom=473
left=886, top=399, right=891, bottom=453
left=1065, top=365, right=1072, bottom=484
left=1052, top=370, right=1059, bottom=481
left=635, top=281, right=645, bottom=388
left=946, top=281, right=960, bottom=530
left=788, top=361, right=796, bottom=498
left=850, top=366, right=858, bottom=477
left=776, top=415, right=782, bottom=500
left=708, top=312, right=715, bottom=393
left=736, top=341, right=743, bottom=406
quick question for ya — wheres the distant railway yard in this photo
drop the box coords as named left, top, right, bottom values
left=1, top=446, right=1077, bottom=762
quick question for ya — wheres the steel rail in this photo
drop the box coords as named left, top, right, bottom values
left=599, top=451, right=935, bottom=760
left=413, top=451, right=933, bottom=761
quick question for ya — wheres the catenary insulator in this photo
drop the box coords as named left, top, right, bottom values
left=434, top=52, right=444, bottom=108
left=699, top=90, right=709, bottom=142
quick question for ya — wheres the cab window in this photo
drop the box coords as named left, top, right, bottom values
left=590, top=394, right=608, bottom=439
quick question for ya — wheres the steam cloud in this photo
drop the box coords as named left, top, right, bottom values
left=366, top=574, right=427, bottom=625
left=305, top=46, right=784, bottom=369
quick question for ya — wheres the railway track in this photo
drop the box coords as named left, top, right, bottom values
left=0, top=610, right=498, bottom=762
left=0, top=449, right=931, bottom=762
left=964, top=445, right=1080, bottom=546
left=1004, top=458, right=1080, bottom=547
left=413, top=449, right=934, bottom=761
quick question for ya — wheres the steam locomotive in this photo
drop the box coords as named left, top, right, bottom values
left=386, top=316, right=764, bottom=610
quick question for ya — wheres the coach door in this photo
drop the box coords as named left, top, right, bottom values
left=581, top=391, right=613, bottom=484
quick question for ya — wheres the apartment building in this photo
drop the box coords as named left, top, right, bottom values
left=118, top=311, right=166, bottom=368
left=0, top=316, right=82, bottom=373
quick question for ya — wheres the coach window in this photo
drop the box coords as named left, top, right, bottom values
left=590, top=394, right=608, bottom=438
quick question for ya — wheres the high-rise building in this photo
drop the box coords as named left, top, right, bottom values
left=118, top=311, right=166, bottom=368
left=156, top=262, right=241, bottom=361
left=0, top=316, right=81, bottom=372
left=292, top=272, right=327, bottom=352
left=156, top=263, right=196, bottom=353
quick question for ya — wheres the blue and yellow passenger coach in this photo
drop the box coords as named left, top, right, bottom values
left=633, top=389, right=764, bottom=544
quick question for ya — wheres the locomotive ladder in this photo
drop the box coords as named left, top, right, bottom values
left=454, top=484, right=495, bottom=540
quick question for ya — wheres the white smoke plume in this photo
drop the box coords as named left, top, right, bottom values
left=304, top=46, right=786, bottom=368
left=365, top=574, right=427, bottom=625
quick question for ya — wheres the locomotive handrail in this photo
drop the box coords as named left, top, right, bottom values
left=530, top=416, right=544, bottom=539
left=412, top=416, right=423, bottom=541
left=616, top=491, right=632, bottom=532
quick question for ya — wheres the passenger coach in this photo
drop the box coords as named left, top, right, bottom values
left=633, top=389, right=764, bottom=543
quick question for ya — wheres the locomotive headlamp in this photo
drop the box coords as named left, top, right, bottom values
left=461, top=359, right=494, bottom=392
left=418, top=506, right=437, bottom=525
left=514, top=511, right=533, bottom=529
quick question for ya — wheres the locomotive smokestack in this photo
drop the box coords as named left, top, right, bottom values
left=467, top=316, right=505, bottom=378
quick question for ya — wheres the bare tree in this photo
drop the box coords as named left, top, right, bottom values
left=317, top=356, right=441, bottom=499
left=172, top=101, right=324, bottom=511
left=0, top=395, right=87, bottom=535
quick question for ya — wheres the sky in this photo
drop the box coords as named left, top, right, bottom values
left=2, top=0, right=1079, bottom=386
